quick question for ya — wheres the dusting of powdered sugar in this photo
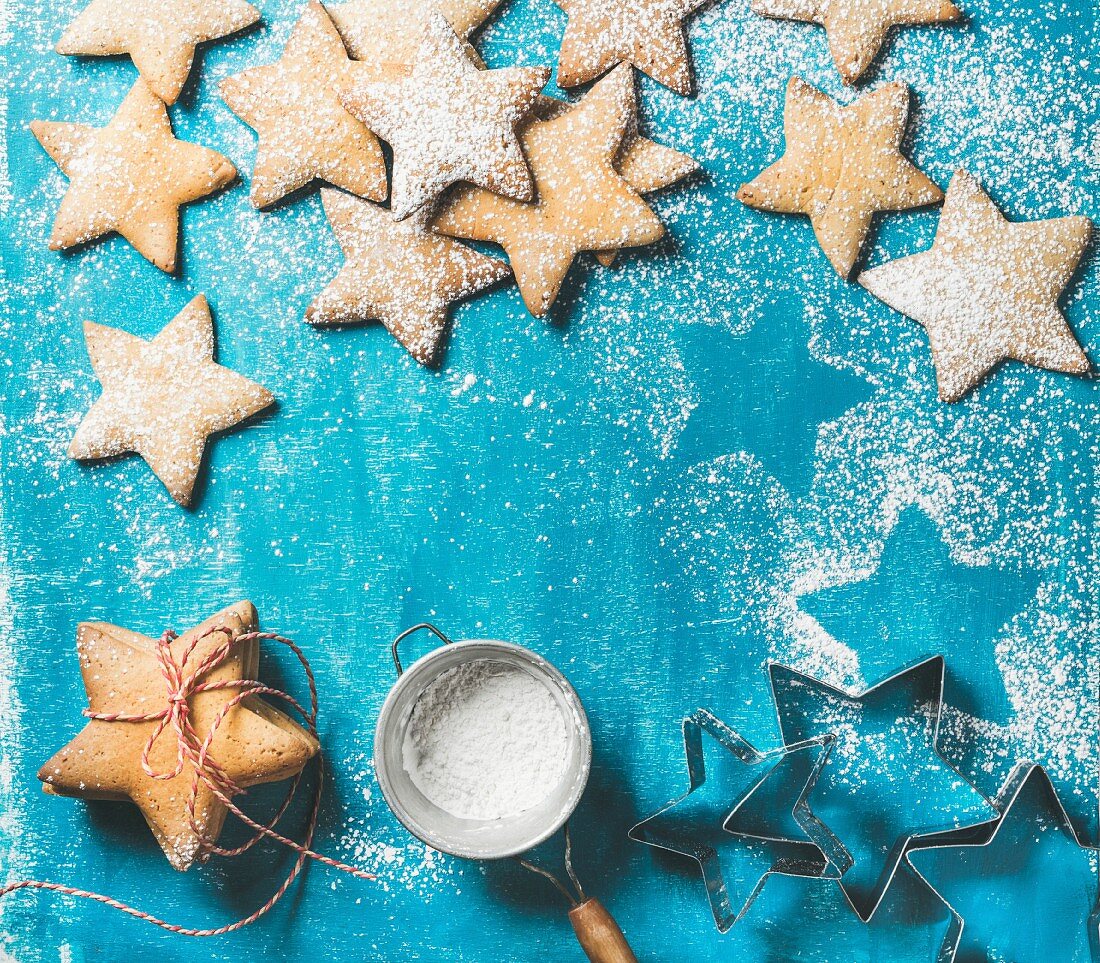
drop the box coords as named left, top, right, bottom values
left=402, top=660, right=570, bottom=820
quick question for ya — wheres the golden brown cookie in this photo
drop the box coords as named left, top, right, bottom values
left=69, top=295, right=274, bottom=507
left=860, top=170, right=1092, bottom=402
left=340, top=11, right=549, bottom=219
left=751, top=0, right=961, bottom=85
left=433, top=65, right=666, bottom=316
left=738, top=77, right=942, bottom=278
left=553, top=0, right=710, bottom=96
left=56, top=0, right=261, bottom=105
left=39, top=601, right=319, bottom=872
left=219, top=1, right=387, bottom=209
left=306, top=188, right=511, bottom=364
left=31, top=80, right=237, bottom=274
left=325, top=0, right=491, bottom=72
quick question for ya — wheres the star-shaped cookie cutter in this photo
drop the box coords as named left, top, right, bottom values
left=767, top=655, right=998, bottom=922
left=628, top=709, right=851, bottom=932
left=907, top=762, right=1100, bottom=963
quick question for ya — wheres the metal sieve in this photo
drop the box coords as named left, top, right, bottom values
left=374, top=624, right=636, bottom=963
left=374, top=624, right=592, bottom=859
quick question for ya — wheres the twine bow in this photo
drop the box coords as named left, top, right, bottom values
left=0, top=624, right=375, bottom=936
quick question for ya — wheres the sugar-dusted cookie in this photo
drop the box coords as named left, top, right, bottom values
left=340, top=12, right=549, bottom=219
left=56, top=0, right=261, bottom=105
left=860, top=171, right=1092, bottom=402
left=528, top=92, right=698, bottom=269
left=738, top=77, right=942, bottom=278
left=751, top=0, right=961, bottom=85
left=433, top=65, right=665, bottom=316
left=220, top=1, right=386, bottom=209
left=325, top=0, right=490, bottom=71
left=553, top=0, right=710, bottom=96
left=39, top=601, right=319, bottom=871
left=306, top=189, right=511, bottom=364
left=31, top=80, right=237, bottom=273
left=69, top=295, right=274, bottom=506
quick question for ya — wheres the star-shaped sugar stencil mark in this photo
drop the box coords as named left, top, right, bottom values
left=629, top=710, right=849, bottom=932
left=673, top=307, right=872, bottom=497
left=908, top=764, right=1100, bottom=963
left=768, top=656, right=997, bottom=921
left=798, top=507, right=1042, bottom=720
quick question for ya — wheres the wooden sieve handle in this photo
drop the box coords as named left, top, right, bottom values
left=568, top=898, right=638, bottom=963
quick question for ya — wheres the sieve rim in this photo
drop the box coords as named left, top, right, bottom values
left=373, top=638, right=593, bottom=860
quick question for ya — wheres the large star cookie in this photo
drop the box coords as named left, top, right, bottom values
left=39, top=601, right=319, bottom=871
left=220, top=1, right=387, bottom=208
left=738, top=77, right=942, bottom=277
left=860, top=171, right=1092, bottom=402
left=433, top=65, right=666, bottom=316
left=56, top=0, right=261, bottom=105
left=31, top=80, right=237, bottom=273
left=325, top=0, right=493, bottom=71
left=751, top=0, right=961, bottom=85
left=69, top=295, right=274, bottom=506
left=306, top=189, right=511, bottom=365
left=553, top=0, right=710, bottom=96
left=340, top=12, right=549, bottom=219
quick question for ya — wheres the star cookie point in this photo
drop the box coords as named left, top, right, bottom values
left=860, top=169, right=1092, bottom=402
left=220, top=1, right=388, bottom=209
left=306, top=188, right=511, bottom=365
left=738, top=76, right=942, bottom=278
left=56, top=0, right=261, bottom=104
left=69, top=295, right=274, bottom=506
left=751, top=0, right=962, bottom=85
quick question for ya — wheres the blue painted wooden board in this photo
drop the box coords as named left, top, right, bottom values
left=0, top=0, right=1097, bottom=959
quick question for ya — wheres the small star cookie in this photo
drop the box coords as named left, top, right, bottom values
left=553, top=0, right=710, bottom=96
left=751, top=0, right=961, bottom=85
left=325, top=0, right=491, bottom=72
left=220, top=1, right=387, bottom=208
left=340, top=12, right=549, bottom=219
left=69, top=295, right=275, bottom=506
left=528, top=92, right=698, bottom=268
left=305, top=188, right=511, bottom=365
left=860, top=171, right=1092, bottom=402
left=39, top=601, right=319, bottom=871
left=31, top=80, right=237, bottom=273
left=433, top=65, right=666, bottom=316
left=738, top=77, right=942, bottom=278
left=56, top=0, right=261, bottom=105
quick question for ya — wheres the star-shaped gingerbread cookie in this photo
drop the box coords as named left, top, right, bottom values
left=340, top=12, right=549, bottom=219
left=31, top=80, right=237, bottom=273
left=39, top=601, right=319, bottom=871
left=751, top=0, right=961, bottom=85
left=433, top=65, right=666, bottom=316
left=325, top=0, right=494, bottom=68
left=860, top=170, right=1092, bottom=401
left=220, top=1, right=386, bottom=209
left=69, top=295, right=275, bottom=506
left=306, top=189, right=511, bottom=364
left=553, top=0, right=710, bottom=96
left=56, top=0, right=261, bottom=105
left=738, top=77, right=942, bottom=278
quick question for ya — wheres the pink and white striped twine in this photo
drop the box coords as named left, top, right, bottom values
left=0, top=625, right=375, bottom=936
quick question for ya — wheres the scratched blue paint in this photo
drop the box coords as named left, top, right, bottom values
left=0, top=0, right=1097, bottom=960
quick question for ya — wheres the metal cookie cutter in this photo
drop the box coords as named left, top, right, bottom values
left=907, top=763, right=1100, bottom=963
left=767, top=655, right=998, bottom=922
left=374, top=623, right=637, bottom=963
left=628, top=709, right=851, bottom=932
